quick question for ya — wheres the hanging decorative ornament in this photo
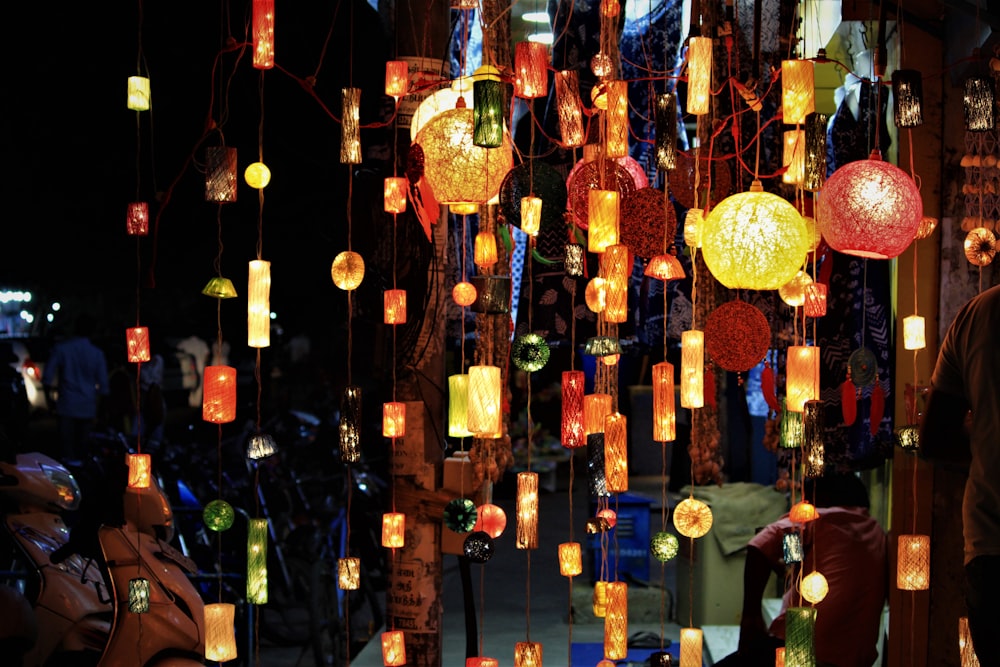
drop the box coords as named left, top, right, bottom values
left=558, top=541, right=583, bottom=576
left=680, top=330, right=704, bottom=409
left=604, top=413, right=629, bottom=493
left=604, top=581, right=628, bottom=659
left=800, top=571, right=829, bottom=604
left=964, top=76, right=996, bottom=131
left=916, top=215, right=939, bottom=239
left=584, top=393, right=613, bottom=435
left=848, top=348, right=878, bottom=389
left=785, top=608, right=817, bottom=666
left=447, top=374, right=472, bottom=439
left=655, top=92, right=679, bottom=170
left=128, top=577, right=151, bottom=613
left=673, top=497, right=713, bottom=538
left=203, top=499, right=235, bottom=532
left=959, top=616, right=979, bottom=666
left=247, top=518, right=269, bottom=604
left=338, top=557, right=361, bottom=590
left=645, top=251, right=685, bottom=280
left=126, top=326, right=151, bottom=363
left=127, top=75, right=151, bottom=111
left=467, top=365, right=502, bottom=436
left=382, top=512, right=406, bottom=549
left=704, top=300, right=771, bottom=372
left=384, top=176, right=408, bottom=214
left=789, top=501, right=818, bottom=523
left=588, top=189, right=620, bottom=253
left=667, top=152, right=733, bottom=210
left=443, top=498, right=478, bottom=533
left=247, top=260, right=271, bottom=348
left=779, top=270, right=813, bottom=307
left=331, top=250, right=365, bottom=290
left=382, top=401, right=406, bottom=438
left=803, top=400, right=826, bottom=477
left=567, top=158, right=637, bottom=230
left=202, top=276, right=238, bottom=299
left=554, top=69, right=585, bottom=148
left=562, top=370, right=586, bottom=448
left=244, top=161, right=271, bottom=189
left=467, top=658, right=500, bottom=667
left=512, top=333, right=551, bottom=372
left=782, top=533, right=803, bottom=563
left=804, top=112, right=829, bottom=192
left=652, top=361, right=676, bottom=442
left=964, top=227, right=997, bottom=266
left=605, top=80, right=630, bottom=158
left=782, top=129, right=805, bottom=185
left=680, top=627, right=703, bottom=667
left=473, top=76, right=504, bottom=149
left=513, top=41, right=549, bottom=99
left=205, top=146, right=238, bottom=203
left=564, top=243, right=586, bottom=277
left=650, top=652, right=672, bottom=667
left=892, top=69, right=924, bottom=128
left=682, top=208, right=704, bottom=248
left=126, top=202, right=149, bottom=236
left=251, top=0, right=275, bottom=69
left=384, top=60, right=409, bottom=98
left=474, top=503, right=507, bottom=538
left=383, top=289, right=407, bottom=325
left=205, top=603, right=238, bottom=662
left=340, top=87, right=362, bottom=164
left=782, top=59, right=816, bottom=125
left=452, top=281, right=477, bottom=307
left=760, top=362, right=780, bottom=414
left=602, top=244, right=630, bottom=324
left=585, top=278, right=608, bottom=313
left=514, top=641, right=543, bottom=667
left=650, top=531, right=680, bottom=562
left=621, top=187, right=678, bottom=259
left=786, top=346, right=820, bottom=413
left=895, top=425, right=920, bottom=451
left=516, top=472, right=539, bottom=549
left=382, top=630, right=407, bottom=666
left=803, top=282, right=828, bottom=318
left=127, top=453, right=152, bottom=489
left=340, top=385, right=363, bottom=462
left=593, top=581, right=609, bottom=617
left=203, top=366, right=237, bottom=423
left=779, top=401, right=803, bottom=449
left=686, top=36, right=713, bottom=115
left=897, top=534, right=931, bottom=590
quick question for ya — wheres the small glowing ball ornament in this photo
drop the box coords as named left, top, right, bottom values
left=463, top=530, right=495, bottom=563
left=473, top=503, right=507, bottom=538
left=817, top=150, right=923, bottom=259
left=779, top=270, right=814, bottom=308
left=650, top=531, right=680, bottom=562
left=331, top=250, right=365, bottom=290
left=512, top=333, right=550, bottom=372
left=203, top=499, right=235, bottom=532
left=585, top=278, right=607, bottom=313
left=799, top=571, right=829, bottom=603
left=704, top=300, right=771, bottom=372
left=452, top=281, right=477, bottom=306
left=701, top=180, right=809, bottom=290
left=673, top=497, right=713, bottom=538
left=244, top=161, right=271, bottom=189
left=597, top=508, right=618, bottom=529
left=443, top=498, right=478, bottom=533
left=964, top=227, right=997, bottom=266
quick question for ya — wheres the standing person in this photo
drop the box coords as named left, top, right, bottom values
left=920, top=283, right=1000, bottom=665
left=42, top=314, right=109, bottom=463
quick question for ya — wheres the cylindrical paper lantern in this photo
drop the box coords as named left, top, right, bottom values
left=467, top=365, right=502, bottom=436
left=783, top=129, right=805, bottom=185
left=655, top=92, right=678, bottom=170
left=382, top=512, right=405, bottom=549
left=474, top=231, right=499, bottom=268
left=606, top=80, right=629, bottom=158
left=604, top=412, right=628, bottom=493
left=565, top=243, right=585, bottom=277
left=338, top=556, right=360, bottom=590
left=782, top=59, right=815, bottom=125
left=252, top=0, right=275, bottom=69
left=384, top=177, right=407, bottom=214
left=786, top=346, right=820, bottom=412
left=340, top=385, right=362, bottom=463
left=341, top=87, right=362, bottom=164
left=515, top=641, right=543, bottom=667
left=205, top=146, right=238, bottom=203
left=448, top=374, right=473, bottom=438
left=555, top=69, right=585, bottom=147
left=473, top=78, right=504, bottom=148
left=559, top=541, right=583, bottom=576
left=804, top=282, right=828, bottom=317
left=680, top=627, right=703, bottom=667
left=474, top=503, right=507, bottom=538
left=800, top=571, right=828, bottom=603
left=683, top=208, right=703, bottom=248
left=514, top=42, right=548, bottom=98
left=589, top=190, right=620, bottom=253
left=127, top=75, right=151, bottom=111
left=248, top=431, right=278, bottom=462
left=205, top=603, right=238, bottom=662
left=467, top=658, right=500, bottom=667
left=244, top=161, right=271, bottom=189
left=604, top=581, right=628, bottom=660
left=803, top=399, right=825, bottom=478
left=385, top=60, right=409, bottom=98
left=804, top=112, right=828, bottom=192
left=897, top=534, right=930, bottom=590
left=602, top=244, right=629, bottom=323
left=128, top=577, right=150, bottom=613
left=785, top=607, right=817, bottom=667
left=892, top=69, right=924, bottom=128
left=653, top=362, right=676, bottom=442
left=965, top=76, right=995, bottom=131
left=686, top=37, right=712, bottom=115
left=903, top=315, right=926, bottom=350
left=680, top=330, right=704, bottom=409
left=383, top=289, right=407, bottom=325
left=584, top=393, right=613, bottom=435
left=382, top=401, right=406, bottom=438
left=783, top=533, right=804, bottom=563
left=776, top=647, right=786, bottom=667
left=382, top=630, right=406, bottom=666
left=516, top=471, right=539, bottom=550
left=126, top=202, right=149, bottom=236
left=126, top=326, right=150, bottom=363
left=673, top=497, right=713, bottom=538
left=562, top=370, right=586, bottom=448
left=203, top=365, right=237, bottom=424
left=248, top=259, right=271, bottom=348
left=959, top=617, right=979, bottom=666
left=127, top=453, right=152, bottom=489
left=520, top=196, right=543, bottom=236
left=247, top=517, right=268, bottom=604
left=331, top=250, right=365, bottom=290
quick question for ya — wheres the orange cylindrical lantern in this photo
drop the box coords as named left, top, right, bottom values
left=804, top=282, right=828, bottom=317
left=248, top=259, right=271, bottom=348
left=126, top=326, right=150, bottom=363
left=381, top=630, right=406, bottom=666
left=604, top=413, right=628, bottom=493
left=561, top=370, right=586, bottom=448
left=384, top=176, right=408, bottom=214
left=776, top=647, right=786, bottom=667
left=385, top=60, right=409, bottom=98
left=382, top=401, right=406, bottom=438
left=126, top=202, right=149, bottom=236
left=593, top=580, right=609, bottom=617
left=602, top=244, right=629, bottom=324
left=205, top=603, right=238, bottom=662
left=782, top=59, right=816, bottom=125
left=127, top=453, right=152, bottom=489
left=786, top=345, right=820, bottom=412
left=555, top=69, right=585, bottom=147
left=338, top=557, right=360, bottom=590
left=514, top=641, right=543, bottom=667
left=680, top=627, right=703, bottom=667
left=686, top=37, right=712, bottom=115
left=252, top=0, right=275, bottom=70
left=606, top=80, right=629, bottom=158
left=681, top=330, right=704, bottom=409
left=514, top=42, right=548, bottom=99
left=897, top=534, right=930, bottom=590
left=384, top=289, right=407, bottom=325
left=653, top=361, right=676, bottom=442
left=474, top=502, right=507, bottom=538
left=588, top=190, right=620, bottom=253
left=604, top=581, right=629, bottom=660
left=783, top=129, right=805, bottom=185
left=559, top=541, right=582, bottom=577
left=521, top=196, right=543, bottom=236
left=382, top=512, right=405, bottom=549
left=516, top=471, right=538, bottom=550
left=584, top=393, right=613, bottom=435
left=467, top=658, right=500, bottom=667
left=341, top=87, right=362, bottom=165
left=203, top=365, right=237, bottom=424
left=474, top=231, right=498, bottom=268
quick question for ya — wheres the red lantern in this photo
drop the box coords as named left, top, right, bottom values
left=561, top=370, right=585, bottom=448
left=804, top=283, right=828, bottom=317
left=384, top=177, right=407, bottom=214
left=381, top=630, right=406, bottom=666
left=514, top=42, right=548, bottom=99
left=383, top=289, right=407, bottom=325
left=704, top=300, right=771, bottom=372
left=252, top=0, right=275, bottom=70
left=126, top=326, right=150, bottom=363
left=382, top=402, right=406, bottom=438
left=126, top=202, right=149, bottom=236
left=203, top=366, right=237, bottom=424
left=385, top=61, right=408, bottom=99
left=474, top=503, right=507, bottom=538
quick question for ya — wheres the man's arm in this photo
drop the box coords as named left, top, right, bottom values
left=918, top=387, right=972, bottom=470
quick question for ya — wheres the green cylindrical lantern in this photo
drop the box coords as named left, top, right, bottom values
left=786, top=606, right=817, bottom=667
left=247, top=518, right=269, bottom=604
left=448, top=374, right=473, bottom=438
left=473, top=78, right=504, bottom=148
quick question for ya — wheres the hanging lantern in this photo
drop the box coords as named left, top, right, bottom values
left=704, top=300, right=770, bottom=372
left=800, top=571, right=828, bottom=603
left=817, top=151, right=923, bottom=259
left=385, top=60, right=409, bottom=99
left=892, top=69, right=924, bottom=128
left=585, top=278, right=608, bottom=313
left=467, top=658, right=500, bottom=667
left=588, top=190, right=620, bottom=253
left=645, top=252, right=685, bottom=281
left=584, top=393, right=613, bottom=435
left=465, top=531, right=496, bottom=561
left=515, top=641, right=543, bottom=667
left=382, top=630, right=406, bottom=666
left=668, top=150, right=734, bottom=210
left=804, top=283, right=828, bottom=318
left=959, top=617, right=979, bottom=666
left=338, top=557, right=360, bottom=590
left=332, top=250, right=365, bottom=290
left=591, top=54, right=613, bottom=80
left=205, top=603, right=238, bottom=662
left=382, top=512, right=406, bottom=548
left=520, top=196, right=543, bottom=236
left=555, top=70, right=585, bottom=147
left=652, top=362, right=676, bottom=442
left=471, top=275, right=511, bottom=314
left=682, top=208, right=704, bottom=248
left=783, top=533, right=804, bottom=563
left=473, top=78, right=504, bottom=148
left=467, top=365, right=502, bottom=436
left=248, top=259, right=271, bottom=348
left=127, top=75, right=151, bottom=111
left=782, top=59, right=816, bottom=125
left=514, top=42, right=548, bottom=98
left=780, top=401, right=803, bottom=449
left=203, top=499, right=235, bottom=532
left=516, top=471, right=539, bottom=550
left=474, top=503, right=507, bottom=538
left=452, top=281, right=477, bottom=306
left=701, top=181, right=809, bottom=290
left=895, top=425, right=920, bottom=452
left=247, top=518, right=268, bottom=604
left=561, top=370, right=586, bottom=448
left=897, top=534, right=930, bottom=590
left=559, top=541, right=583, bottom=577
left=513, top=333, right=551, bottom=372
left=565, top=243, right=585, bottom=277
left=382, top=402, right=406, bottom=438
left=593, top=581, right=608, bottom=617
left=444, top=498, right=478, bottom=533
left=650, top=652, right=672, bottom=667
left=965, top=76, right=995, bottom=131
left=604, top=412, right=629, bottom=493
left=341, top=87, right=362, bottom=164
left=409, top=78, right=467, bottom=141
left=448, top=374, right=473, bottom=438
left=789, top=501, right=818, bottom=523
left=916, top=215, right=939, bottom=239
left=126, top=326, right=150, bottom=363
left=383, top=289, right=407, bottom=325
left=202, top=276, right=238, bottom=299
left=128, top=577, right=150, bottom=613
left=604, top=581, right=629, bottom=660
left=127, top=453, right=152, bottom=489
left=205, top=146, right=238, bottom=203
left=247, top=431, right=277, bottom=460
left=964, top=227, right=997, bottom=266
left=474, top=231, right=499, bottom=268
left=384, top=177, right=408, bottom=214
left=680, top=330, right=704, bottom=409
left=244, top=161, right=271, bottom=189
left=786, top=346, right=820, bottom=412
left=803, top=399, right=825, bottom=478
left=804, top=112, right=829, bottom=192
left=588, top=434, right=609, bottom=498
left=785, top=607, right=817, bottom=667
left=776, top=647, right=786, bottom=667
left=203, top=366, right=237, bottom=424
left=606, top=80, right=629, bottom=158
left=602, top=244, right=629, bottom=323
left=650, top=531, right=680, bottom=562
left=655, top=92, right=678, bottom=170
left=903, top=315, right=926, bottom=350
left=340, top=385, right=362, bottom=463
left=126, top=202, right=149, bottom=236
left=680, top=627, right=703, bottom=667
left=686, top=37, right=712, bottom=115
left=252, top=0, right=275, bottom=69
left=673, top=497, right=713, bottom=538
left=783, top=129, right=805, bottom=185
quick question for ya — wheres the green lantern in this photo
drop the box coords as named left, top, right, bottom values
left=203, top=499, right=235, bottom=532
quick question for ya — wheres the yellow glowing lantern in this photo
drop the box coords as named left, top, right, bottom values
left=474, top=231, right=499, bottom=268
left=516, top=471, right=538, bottom=550
left=680, top=330, right=704, bottom=409
left=555, top=69, right=585, bottom=147
left=383, top=289, right=407, bottom=325
left=127, top=453, right=152, bottom=489
left=593, top=581, right=609, bottom=617
left=247, top=517, right=268, bottom=604
left=606, top=80, right=629, bottom=158
left=558, top=542, right=582, bottom=577
left=203, top=365, right=237, bottom=424
left=783, top=129, right=805, bottom=185
left=680, top=627, right=703, bottom=667
left=385, top=60, right=409, bottom=99
left=673, top=497, right=713, bottom=538
left=959, top=617, right=979, bottom=666
left=244, top=161, right=271, bottom=189
left=785, top=607, right=817, bottom=666
left=653, top=361, right=676, bottom=442
left=127, top=75, right=151, bottom=111
left=683, top=208, right=704, bottom=248
left=448, top=374, right=473, bottom=438
left=520, top=196, right=542, bottom=236
left=782, top=59, right=816, bottom=125
left=903, top=315, right=926, bottom=351
left=515, top=641, right=543, bottom=667
left=126, top=202, right=149, bottom=236
left=409, top=77, right=468, bottom=141
left=252, top=0, right=275, bottom=69
left=382, top=512, right=406, bottom=549
left=603, top=244, right=629, bottom=323
left=248, top=259, right=271, bottom=348
left=604, top=412, right=629, bottom=493
left=604, top=581, right=629, bottom=660
left=588, top=190, right=620, bottom=253
left=338, top=557, right=360, bottom=590
left=205, top=603, right=238, bottom=662
left=701, top=181, right=809, bottom=290
left=686, top=37, right=713, bottom=115
left=800, top=571, right=828, bottom=603
left=331, top=250, right=365, bottom=290
left=384, top=177, right=407, bottom=214
left=467, top=365, right=502, bottom=436
left=514, top=42, right=549, bottom=99
left=382, top=402, right=406, bottom=438
left=584, top=393, right=613, bottom=435
left=202, top=276, right=238, bottom=299
left=786, top=345, right=820, bottom=412
left=585, top=277, right=608, bottom=313
left=382, top=630, right=406, bottom=666
left=779, top=269, right=813, bottom=307
left=897, top=534, right=930, bottom=590
left=452, top=281, right=477, bottom=306
left=126, top=326, right=150, bottom=363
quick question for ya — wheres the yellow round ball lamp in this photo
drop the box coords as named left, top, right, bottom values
left=244, top=161, right=271, bottom=189
left=331, top=250, right=365, bottom=290
left=701, top=181, right=809, bottom=290
left=672, top=497, right=713, bottom=538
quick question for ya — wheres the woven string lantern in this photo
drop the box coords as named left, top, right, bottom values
left=959, top=617, right=979, bottom=666
left=467, top=365, right=501, bottom=436
left=465, top=532, right=496, bottom=561
left=203, top=366, right=237, bottom=424
left=622, top=187, right=678, bottom=260
left=127, top=75, right=151, bottom=111
left=903, top=315, right=926, bottom=350
left=340, top=385, right=362, bottom=463
left=584, top=393, right=613, bottom=435
left=474, top=231, right=499, bottom=268
left=385, top=60, right=409, bottom=98
left=783, top=533, right=804, bottom=563
left=382, top=512, right=405, bottom=549
left=332, top=250, right=365, bottom=290
left=673, top=497, right=713, bottom=538
left=474, top=503, right=507, bottom=538
left=779, top=270, right=813, bottom=308
left=800, top=570, right=829, bottom=603
left=686, top=37, right=712, bottom=115
left=448, top=374, right=473, bottom=438
left=561, top=370, right=586, bottom=448
left=383, top=289, right=407, bottom=325
left=588, top=190, right=620, bottom=253
left=341, top=87, right=362, bottom=164
left=452, top=281, right=477, bottom=307
left=126, top=326, right=150, bottom=363
left=247, top=431, right=277, bottom=460
left=680, top=627, right=703, bottom=667
left=804, top=112, right=829, bottom=192
left=702, top=181, right=809, bottom=290
left=803, top=399, right=826, bottom=478
left=382, top=401, right=406, bottom=439
left=248, top=259, right=271, bottom=348
left=247, top=518, right=268, bottom=604
left=817, top=150, right=923, bottom=259
left=604, top=413, right=629, bottom=493
left=128, top=577, right=150, bottom=613
left=203, top=499, right=235, bottom=532
left=516, top=471, right=539, bottom=550
left=652, top=362, right=676, bottom=442
left=650, top=531, right=680, bottom=562
left=127, top=202, right=149, bottom=236
left=655, top=93, right=678, bottom=170
left=804, top=283, right=828, bottom=318
left=555, top=69, right=585, bottom=147
left=780, top=400, right=803, bottom=449
left=786, top=346, right=820, bottom=412
left=252, top=0, right=274, bottom=69
left=964, top=227, right=997, bottom=266
left=776, top=647, right=786, bottom=667
left=604, top=581, right=629, bottom=660
left=514, top=42, right=549, bottom=98
left=645, top=252, right=685, bottom=281
left=782, top=59, right=816, bottom=125
left=205, top=603, right=238, bottom=662
left=473, top=78, right=504, bottom=148
left=783, top=129, right=805, bottom=185
left=338, top=556, right=360, bottom=590
left=704, top=300, right=770, bottom=372
left=683, top=208, right=704, bottom=248
left=606, top=80, right=629, bottom=158
left=593, top=580, right=608, bottom=617
left=585, top=278, right=608, bottom=313
left=897, top=534, right=930, bottom=590
left=558, top=541, right=583, bottom=576
left=565, top=242, right=586, bottom=277
left=515, top=641, right=543, bottom=667
left=201, top=276, right=238, bottom=300
left=127, top=453, right=152, bottom=489
left=892, top=69, right=924, bottom=128
left=205, top=146, right=238, bottom=203
left=520, top=196, right=543, bottom=236
left=602, top=244, right=629, bottom=324
left=965, top=76, right=996, bottom=131
left=382, top=630, right=406, bottom=666
left=384, top=177, right=407, bottom=214
left=467, top=658, right=500, bottom=667
left=785, top=607, right=817, bottom=667
left=244, top=161, right=271, bottom=189
left=568, top=158, right=637, bottom=229
left=680, top=330, right=704, bottom=409
left=789, top=500, right=818, bottom=523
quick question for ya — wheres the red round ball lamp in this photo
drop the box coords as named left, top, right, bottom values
left=704, top=300, right=771, bottom=372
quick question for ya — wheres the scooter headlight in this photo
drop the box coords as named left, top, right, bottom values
left=41, top=464, right=81, bottom=511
